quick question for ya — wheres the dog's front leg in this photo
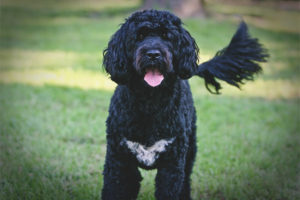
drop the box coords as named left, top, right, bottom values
left=101, top=145, right=142, bottom=200
left=155, top=159, right=186, bottom=200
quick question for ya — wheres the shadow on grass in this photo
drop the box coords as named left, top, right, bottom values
left=0, top=83, right=299, bottom=199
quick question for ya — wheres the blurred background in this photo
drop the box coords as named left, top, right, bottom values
left=0, top=0, right=299, bottom=199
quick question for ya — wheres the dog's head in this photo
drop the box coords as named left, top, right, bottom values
left=103, top=10, right=199, bottom=87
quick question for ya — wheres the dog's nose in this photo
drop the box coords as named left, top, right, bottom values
left=146, top=49, right=161, bottom=59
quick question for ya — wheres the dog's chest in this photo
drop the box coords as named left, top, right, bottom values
left=123, top=138, right=175, bottom=166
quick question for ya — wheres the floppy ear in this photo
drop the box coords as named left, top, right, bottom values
left=196, top=21, right=269, bottom=94
left=174, top=28, right=199, bottom=79
left=103, top=23, right=130, bottom=85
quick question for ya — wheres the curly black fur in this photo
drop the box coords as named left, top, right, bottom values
left=101, top=10, right=268, bottom=200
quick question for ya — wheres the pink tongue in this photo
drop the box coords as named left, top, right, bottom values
left=144, top=69, right=164, bottom=87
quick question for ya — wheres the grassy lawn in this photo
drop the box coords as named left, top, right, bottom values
left=0, top=0, right=299, bottom=199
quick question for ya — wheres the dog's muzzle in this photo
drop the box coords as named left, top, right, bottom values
left=135, top=38, right=172, bottom=87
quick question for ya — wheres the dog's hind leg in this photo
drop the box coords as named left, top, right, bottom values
left=101, top=146, right=142, bottom=200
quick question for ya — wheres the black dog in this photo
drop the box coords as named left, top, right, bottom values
left=101, top=10, right=268, bottom=200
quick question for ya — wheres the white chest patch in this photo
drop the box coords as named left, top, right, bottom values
left=124, top=138, right=175, bottom=166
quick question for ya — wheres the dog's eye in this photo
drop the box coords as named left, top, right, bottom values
left=138, top=33, right=144, bottom=40
left=162, top=33, right=168, bottom=39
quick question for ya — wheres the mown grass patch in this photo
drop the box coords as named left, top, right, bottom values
left=1, top=84, right=299, bottom=200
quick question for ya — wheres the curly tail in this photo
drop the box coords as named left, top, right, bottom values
left=196, top=21, right=269, bottom=94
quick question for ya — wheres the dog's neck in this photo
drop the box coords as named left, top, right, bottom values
left=123, top=78, right=182, bottom=115
left=128, top=74, right=178, bottom=96
left=129, top=80, right=179, bottom=100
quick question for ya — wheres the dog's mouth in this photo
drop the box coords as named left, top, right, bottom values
left=144, top=68, right=164, bottom=87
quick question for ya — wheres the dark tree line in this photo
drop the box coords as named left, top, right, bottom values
left=142, top=0, right=207, bottom=17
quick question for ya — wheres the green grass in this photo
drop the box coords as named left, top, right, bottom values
left=0, top=0, right=299, bottom=199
